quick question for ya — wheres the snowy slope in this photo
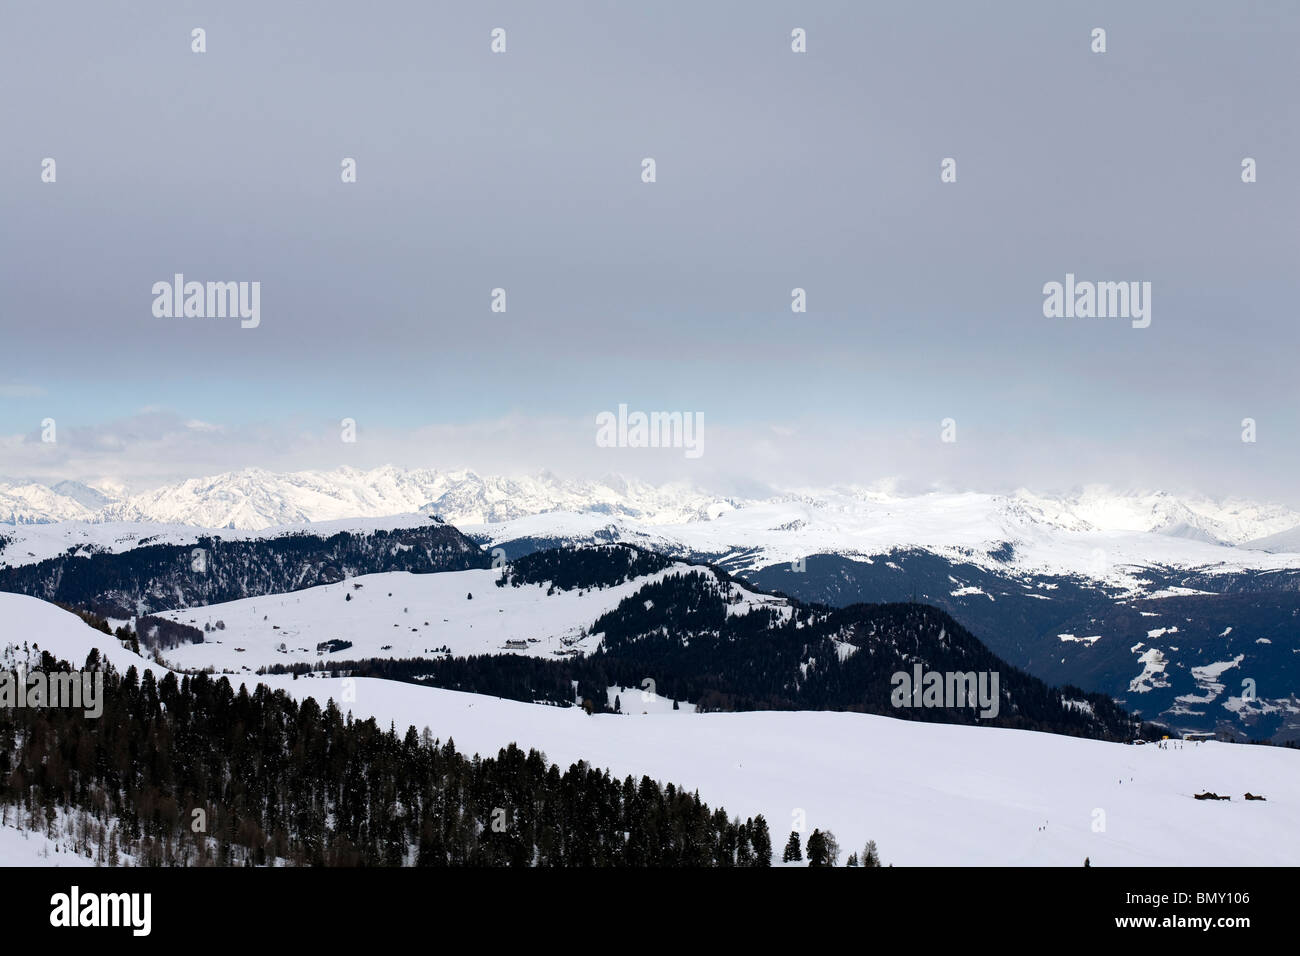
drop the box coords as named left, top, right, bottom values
left=149, top=564, right=713, bottom=673
left=1243, top=524, right=1300, bottom=554
left=0, top=820, right=96, bottom=867
left=4, top=593, right=1298, bottom=867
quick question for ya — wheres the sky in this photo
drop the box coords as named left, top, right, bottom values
left=1, top=1, right=1298, bottom=502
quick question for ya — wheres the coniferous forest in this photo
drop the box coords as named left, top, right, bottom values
left=0, top=648, right=776, bottom=867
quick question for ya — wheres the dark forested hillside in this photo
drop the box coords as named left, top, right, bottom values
left=498, top=543, right=673, bottom=592
left=744, top=551, right=1300, bottom=743
left=0, top=646, right=775, bottom=867
left=0, top=522, right=490, bottom=618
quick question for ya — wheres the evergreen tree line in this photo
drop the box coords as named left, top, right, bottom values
left=497, top=544, right=674, bottom=592
left=780, top=829, right=884, bottom=867
left=0, top=647, right=776, bottom=867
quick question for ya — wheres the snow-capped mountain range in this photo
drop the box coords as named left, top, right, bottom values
left=2, top=466, right=1298, bottom=549
left=0, top=467, right=735, bottom=530
left=2, top=467, right=1300, bottom=586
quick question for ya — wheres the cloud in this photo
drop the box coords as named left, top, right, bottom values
left=0, top=406, right=1296, bottom=509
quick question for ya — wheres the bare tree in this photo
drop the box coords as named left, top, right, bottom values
left=823, top=829, right=841, bottom=867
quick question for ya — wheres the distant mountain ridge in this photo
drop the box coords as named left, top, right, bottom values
left=0, top=467, right=737, bottom=530
left=3, top=467, right=1299, bottom=551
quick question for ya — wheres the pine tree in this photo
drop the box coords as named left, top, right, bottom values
left=862, top=839, right=881, bottom=867
left=846, top=852, right=859, bottom=866
left=806, top=828, right=828, bottom=866
left=782, top=830, right=802, bottom=863
left=750, top=815, right=772, bottom=867
left=735, top=819, right=755, bottom=866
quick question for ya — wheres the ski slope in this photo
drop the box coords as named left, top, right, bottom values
left=4, top=593, right=1298, bottom=866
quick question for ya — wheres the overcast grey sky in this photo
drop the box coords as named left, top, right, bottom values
left=2, top=1, right=1297, bottom=501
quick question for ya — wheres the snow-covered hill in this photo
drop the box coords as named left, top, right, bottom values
left=4, top=593, right=1298, bottom=867
left=149, top=564, right=715, bottom=673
